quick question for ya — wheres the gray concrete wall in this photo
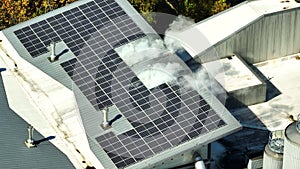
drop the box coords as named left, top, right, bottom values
left=197, top=7, right=300, bottom=64
left=227, top=83, right=267, bottom=107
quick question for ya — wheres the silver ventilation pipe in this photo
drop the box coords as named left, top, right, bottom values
left=263, top=130, right=284, bottom=169
left=102, top=107, right=109, bottom=129
left=28, top=125, right=34, bottom=142
left=25, top=125, right=36, bottom=148
left=193, top=152, right=206, bottom=169
left=49, top=41, right=56, bottom=62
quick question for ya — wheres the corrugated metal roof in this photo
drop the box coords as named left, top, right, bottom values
left=0, top=74, right=75, bottom=169
left=173, top=0, right=300, bottom=58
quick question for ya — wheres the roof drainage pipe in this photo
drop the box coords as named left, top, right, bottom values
left=194, top=152, right=206, bottom=169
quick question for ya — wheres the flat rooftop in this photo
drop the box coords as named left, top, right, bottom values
left=202, top=55, right=262, bottom=92
left=232, top=54, right=300, bottom=131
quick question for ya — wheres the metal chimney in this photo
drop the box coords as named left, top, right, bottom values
left=263, top=130, right=284, bottom=169
left=193, top=152, right=206, bottom=169
left=49, top=41, right=56, bottom=62
left=25, top=125, right=36, bottom=148
left=102, top=107, right=110, bottom=129
left=282, top=114, right=300, bottom=169
left=27, top=125, right=34, bottom=143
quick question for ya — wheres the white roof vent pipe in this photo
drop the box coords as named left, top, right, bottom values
left=49, top=41, right=57, bottom=62
left=25, top=125, right=36, bottom=148
left=101, top=107, right=110, bottom=129
left=101, top=107, right=122, bottom=129
left=195, top=161, right=206, bottom=169
left=194, top=152, right=206, bottom=169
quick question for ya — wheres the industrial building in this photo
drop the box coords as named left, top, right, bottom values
left=0, top=0, right=300, bottom=169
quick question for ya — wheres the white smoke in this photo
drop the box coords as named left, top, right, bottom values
left=164, top=15, right=195, bottom=53
left=116, top=15, right=195, bottom=68
left=167, top=15, right=195, bottom=32
left=165, top=15, right=226, bottom=102
left=137, top=59, right=185, bottom=89
left=116, top=14, right=226, bottom=104
left=115, top=36, right=165, bottom=67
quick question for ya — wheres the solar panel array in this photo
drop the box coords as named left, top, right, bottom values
left=14, top=0, right=143, bottom=58
left=95, top=82, right=226, bottom=168
left=13, top=0, right=227, bottom=168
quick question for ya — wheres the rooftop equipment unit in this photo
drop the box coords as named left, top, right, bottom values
left=263, top=130, right=284, bottom=169
left=49, top=41, right=57, bottom=62
left=283, top=115, right=300, bottom=169
left=24, top=125, right=36, bottom=148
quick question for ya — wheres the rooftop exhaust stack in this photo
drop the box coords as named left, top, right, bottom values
left=263, top=130, right=284, bottom=169
left=101, top=107, right=110, bottom=129
left=194, top=152, right=206, bottom=169
left=25, top=125, right=36, bottom=148
left=282, top=114, right=300, bottom=169
left=100, top=107, right=122, bottom=129
left=49, top=41, right=56, bottom=62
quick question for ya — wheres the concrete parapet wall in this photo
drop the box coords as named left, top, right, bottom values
left=228, top=83, right=266, bottom=107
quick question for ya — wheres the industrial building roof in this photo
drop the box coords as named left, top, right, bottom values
left=233, top=54, right=300, bottom=131
left=172, top=0, right=300, bottom=58
left=168, top=0, right=300, bottom=132
left=0, top=0, right=241, bottom=168
left=2, top=0, right=300, bottom=168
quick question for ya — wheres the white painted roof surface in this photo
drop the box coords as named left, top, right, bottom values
left=0, top=73, right=75, bottom=168
left=232, top=54, right=300, bottom=131
left=173, top=0, right=300, bottom=58
left=202, top=55, right=262, bottom=92
left=0, top=32, right=104, bottom=169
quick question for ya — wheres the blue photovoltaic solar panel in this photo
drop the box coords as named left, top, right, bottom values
left=13, top=0, right=227, bottom=168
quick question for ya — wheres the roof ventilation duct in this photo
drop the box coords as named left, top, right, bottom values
left=194, top=152, right=206, bottom=169
left=24, top=125, right=36, bottom=148
left=101, top=107, right=110, bottom=129
left=49, top=41, right=57, bottom=62
left=263, top=130, right=284, bottom=169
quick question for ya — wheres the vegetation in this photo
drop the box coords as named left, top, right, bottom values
left=0, top=0, right=76, bottom=30
left=0, top=0, right=230, bottom=30
left=212, top=0, right=231, bottom=15
left=129, top=0, right=230, bottom=22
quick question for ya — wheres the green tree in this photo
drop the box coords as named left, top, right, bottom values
left=0, top=0, right=76, bottom=30
left=129, top=0, right=230, bottom=22
left=176, top=0, right=214, bottom=22
left=0, top=0, right=231, bottom=30
left=128, top=0, right=157, bottom=15
left=211, top=0, right=230, bottom=15
left=128, top=0, right=158, bottom=22
left=0, top=0, right=31, bottom=30
left=32, top=0, right=77, bottom=17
